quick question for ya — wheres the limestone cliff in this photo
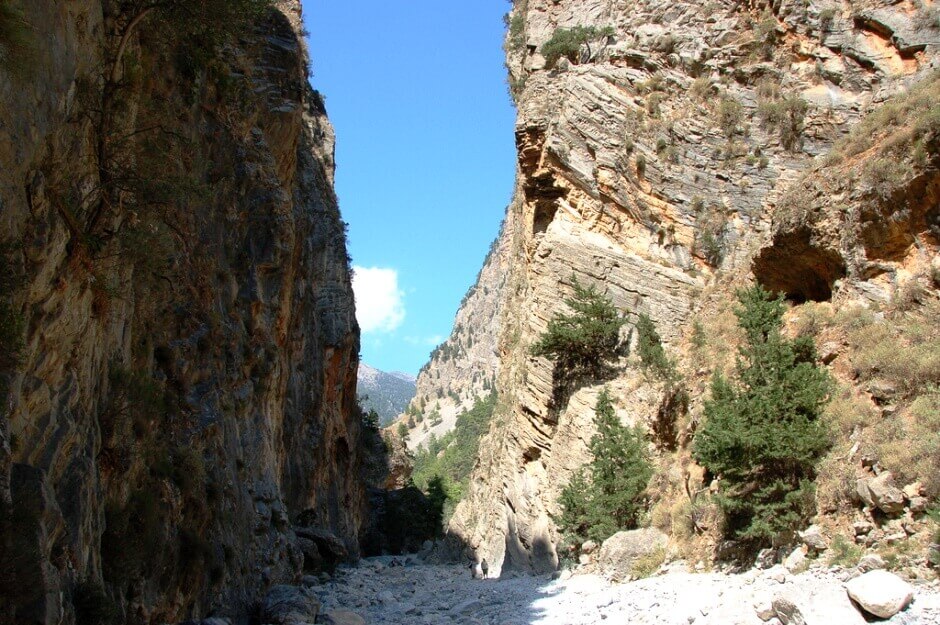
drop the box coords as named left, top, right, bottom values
left=445, top=0, right=940, bottom=575
left=0, top=1, right=365, bottom=623
left=397, top=224, right=514, bottom=451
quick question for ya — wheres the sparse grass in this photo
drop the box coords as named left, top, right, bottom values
left=716, top=96, right=744, bottom=139
left=862, top=157, right=906, bottom=199
left=632, top=546, right=667, bottom=579
left=828, top=533, right=863, bottom=568
left=758, top=96, right=808, bottom=151
left=848, top=305, right=940, bottom=399
left=827, top=70, right=940, bottom=165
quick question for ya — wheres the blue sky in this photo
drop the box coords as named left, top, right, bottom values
left=303, top=1, right=517, bottom=376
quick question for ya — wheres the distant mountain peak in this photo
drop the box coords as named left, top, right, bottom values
left=357, top=363, right=417, bottom=426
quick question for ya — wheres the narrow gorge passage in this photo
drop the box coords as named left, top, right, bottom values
left=309, top=556, right=940, bottom=625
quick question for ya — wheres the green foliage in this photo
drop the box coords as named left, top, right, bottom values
left=693, top=285, right=831, bottom=548
left=412, top=394, right=497, bottom=517
left=694, top=209, right=727, bottom=267
left=635, top=314, right=676, bottom=382
left=540, top=25, right=613, bottom=68
left=555, top=389, right=653, bottom=544
left=716, top=97, right=744, bottom=138
left=758, top=96, right=808, bottom=151
left=397, top=422, right=409, bottom=440
left=381, top=477, right=447, bottom=553
left=505, top=12, right=526, bottom=51
left=828, top=533, right=863, bottom=568
left=531, top=281, right=626, bottom=376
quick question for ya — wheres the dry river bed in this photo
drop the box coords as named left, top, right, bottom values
left=309, top=556, right=940, bottom=625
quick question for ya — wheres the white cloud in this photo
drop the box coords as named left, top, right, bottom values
left=352, top=266, right=405, bottom=333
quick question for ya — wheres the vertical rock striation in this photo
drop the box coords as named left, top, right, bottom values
left=0, top=0, right=364, bottom=622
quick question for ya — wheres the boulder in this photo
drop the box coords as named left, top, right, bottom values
left=772, top=597, right=806, bottom=625
left=262, top=585, right=320, bottom=625
left=784, top=547, right=807, bottom=573
left=856, top=554, right=885, bottom=573
left=798, top=526, right=828, bottom=552
left=318, top=610, right=366, bottom=625
left=596, top=528, right=668, bottom=581
left=773, top=584, right=867, bottom=625
left=857, top=473, right=905, bottom=515
left=581, top=539, right=598, bottom=554
left=845, top=570, right=914, bottom=619
left=295, top=527, right=348, bottom=560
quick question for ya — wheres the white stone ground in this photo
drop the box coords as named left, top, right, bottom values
left=311, top=556, right=940, bottom=625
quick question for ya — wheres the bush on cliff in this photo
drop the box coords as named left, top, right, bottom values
left=531, top=281, right=626, bottom=377
left=541, top=25, right=614, bottom=68
left=555, top=389, right=652, bottom=544
left=693, top=285, right=831, bottom=549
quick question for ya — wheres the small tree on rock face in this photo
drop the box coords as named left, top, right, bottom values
left=531, top=281, right=626, bottom=378
left=693, top=285, right=831, bottom=549
left=555, top=389, right=653, bottom=545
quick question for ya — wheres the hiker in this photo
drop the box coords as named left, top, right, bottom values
left=481, top=558, right=489, bottom=580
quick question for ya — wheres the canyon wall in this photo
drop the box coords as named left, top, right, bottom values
left=0, top=1, right=366, bottom=622
left=444, top=0, right=940, bottom=575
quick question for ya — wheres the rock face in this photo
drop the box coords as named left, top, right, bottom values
left=845, top=570, right=915, bottom=619
left=0, top=1, right=366, bottom=622
left=442, top=0, right=940, bottom=574
left=398, top=224, right=513, bottom=451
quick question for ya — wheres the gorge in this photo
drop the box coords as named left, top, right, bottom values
left=2, top=0, right=940, bottom=624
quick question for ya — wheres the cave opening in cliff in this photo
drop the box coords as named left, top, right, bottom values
left=752, top=229, right=847, bottom=303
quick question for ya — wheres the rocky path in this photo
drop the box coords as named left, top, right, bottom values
left=309, top=556, right=940, bottom=625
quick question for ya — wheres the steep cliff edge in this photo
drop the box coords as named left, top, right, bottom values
left=444, top=0, right=940, bottom=575
left=0, top=1, right=364, bottom=623
left=397, top=223, right=515, bottom=452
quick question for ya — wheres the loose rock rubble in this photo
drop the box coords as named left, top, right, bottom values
left=301, top=556, right=940, bottom=625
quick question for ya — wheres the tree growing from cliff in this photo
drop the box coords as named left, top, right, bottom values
left=692, top=285, right=831, bottom=549
left=531, top=281, right=626, bottom=378
left=635, top=313, right=676, bottom=382
left=555, top=389, right=652, bottom=544
left=541, top=25, right=615, bottom=68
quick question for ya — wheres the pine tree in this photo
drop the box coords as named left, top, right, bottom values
left=556, top=389, right=653, bottom=544
left=531, top=281, right=626, bottom=376
left=635, top=313, right=675, bottom=382
left=693, top=285, right=831, bottom=547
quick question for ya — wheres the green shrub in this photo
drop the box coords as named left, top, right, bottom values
left=531, top=281, right=626, bottom=376
left=862, top=157, right=906, bottom=199
left=828, top=533, right=863, bottom=568
left=412, top=394, right=496, bottom=517
left=540, top=25, right=613, bottom=68
left=632, top=546, right=666, bottom=578
left=636, top=154, right=647, bottom=177
left=636, top=314, right=675, bottom=382
left=758, top=96, right=808, bottom=151
left=694, top=209, right=727, bottom=267
left=555, top=389, right=653, bottom=544
left=716, top=97, right=744, bottom=138
left=693, top=286, right=831, bottom=549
